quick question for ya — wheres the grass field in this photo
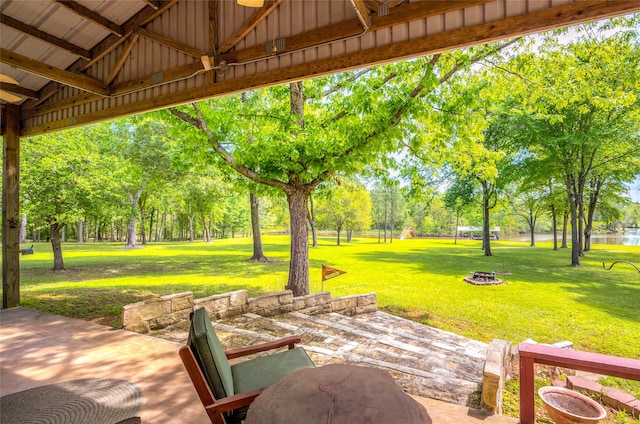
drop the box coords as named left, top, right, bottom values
left=12, top=235, right=640, bottom=359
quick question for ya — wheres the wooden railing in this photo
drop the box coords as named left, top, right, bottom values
left=518, top=342, right=640, bottom=424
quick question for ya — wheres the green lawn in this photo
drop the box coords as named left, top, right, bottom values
left=11, top=235, right=640, bottom=358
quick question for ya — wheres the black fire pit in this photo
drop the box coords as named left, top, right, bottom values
left=464, top=271, right=503, bottom=285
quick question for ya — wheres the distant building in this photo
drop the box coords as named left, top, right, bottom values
left=456, top=226, right=500, bottom=240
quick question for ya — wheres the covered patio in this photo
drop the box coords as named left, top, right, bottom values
left=3, top=1, right=640, bottom=422
left=1, top=307, right=519, bottom=423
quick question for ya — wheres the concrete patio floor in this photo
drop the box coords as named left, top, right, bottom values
left=0, top=307, right=516, bottom=423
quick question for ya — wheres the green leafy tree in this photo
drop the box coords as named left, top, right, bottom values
left=316, top=182, right=372, bottom=245
left=166, top=42, right=514, bottom=295
left=107, top=115, right=177, bottom=248
left=21, top=126, right=104, bottom=270
left=500, top=24, right=640, bottom=265
left=444, top=176, right=477, bottom=244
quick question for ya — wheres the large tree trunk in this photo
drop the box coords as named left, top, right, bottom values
left=110, top=218, right=116, bottom=242
left=383, top=197, right=388, bottom=243
left=308, top=194, right=318, bottom=248
left=147, top=207, right=155, bottom=244
left=19, top=214, right=27, bottom=244
left=454, top=212, right=459, bottom=245
left=201, top=213, right=211, bottom=242
left=188, top=215, right=195, bottom=242
left=566, top=175, right=580, bottom=266
left=583, top=177, right=602, bottom=252
left=551, top=204, right=558, bottom=251
left=528, top=208, right=536, bottom=247
left=125, top=188, right=143, bottom=248
left=248, top=192, right=270, bottom=262
left=78, top=219, right=84, bottom=243
left=561, top=210, right=569, bottom=249
left=285, top=188, right=310, bottom=296
left=389, top=193, right=395, bottom=244
left=140, top=207, right=147, bottom=245
left=482, top=182, right=493, bottom=256
left=50, top=222, right=65, bottom=271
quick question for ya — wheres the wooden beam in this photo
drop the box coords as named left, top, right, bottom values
left=26, top=60, right=205, bottom=119
left=0, top=83, right=38, bottom=100
left=349, top=0, right=370, bottom=30
left=220, top=0, right=491, bottom=64
left=0, top=13, right=91, bottom=60
left=2, top=103, right=20, bottom=308
left=22, top=0, right=179, bottom=111
left=142, top=0, right=160, bottom=10
left=80, top=0, right=178, bottom=70
left=20, top=0, right=640, bottom=136
left=372, top=0, right=491, bottom=31
left=109, top=61, right=206, bottom=97
left=0, top=48, right=108, bottom=96
left=208, top=0, right=218, bottom=84
left=135, top=27, right=205, bottom=58
left=363, top=0, right=405, bottom=11
left=25, top=92, right=97, bottom=119
left=79, top=36, right=130, bottom=72
left=53, top=0, right=123, bottom=37
left=21, top=82, right=64, bottom=111
left=106, top=34, right=139, bottom=85
left=218, top=0, right=283, bottom=54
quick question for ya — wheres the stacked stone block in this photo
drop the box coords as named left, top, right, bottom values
left=122, top=290, right=377, bottom=334
left=247, top=291, right=293, bottom=317
left=122, top=292, right=193, bottom=333
left=482, top=339, right=513, bottom=414
left=195, top=290, right=248, bottom=319
left=292, top=292, right=332, bottom=315
left=330, top=293, right=377, bottom=316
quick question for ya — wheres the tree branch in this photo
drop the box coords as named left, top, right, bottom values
left=168, top=105, right=290, bottom=191
left=322, top=67, right=372, bottom=98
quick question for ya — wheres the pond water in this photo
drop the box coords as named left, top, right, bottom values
left=503, top=228, right=640, bottom=246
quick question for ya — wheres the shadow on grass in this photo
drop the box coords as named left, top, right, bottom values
left=20, top=282, right=268, bottom=328
left=20, top=251, right=289, bottom=285
left=353, top=243, right=640, bottom=323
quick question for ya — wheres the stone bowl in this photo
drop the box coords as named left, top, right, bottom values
left=538, top=386, right=606, bottom=424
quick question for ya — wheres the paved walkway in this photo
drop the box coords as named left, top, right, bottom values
left=1, top=307, right=516, bottom=423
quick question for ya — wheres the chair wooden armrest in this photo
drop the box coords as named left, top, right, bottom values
left=203, top=388, right=264, bottom=416
left=224, top=336, right=301, bottom=359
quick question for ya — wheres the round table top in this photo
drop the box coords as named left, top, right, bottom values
left=0, top=378, right=143, bottom=424
left=244, top=364, right=432, bottom=424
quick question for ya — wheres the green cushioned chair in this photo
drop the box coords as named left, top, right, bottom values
left=179, top=307, right=316, bottom=424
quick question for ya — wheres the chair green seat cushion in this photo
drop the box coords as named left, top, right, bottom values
left=190, top=308, right=234, bottom=399
left=232, top=347, right=316, bottom=394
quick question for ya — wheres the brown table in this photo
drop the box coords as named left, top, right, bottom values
left=244, top=364, right=432, bottom=424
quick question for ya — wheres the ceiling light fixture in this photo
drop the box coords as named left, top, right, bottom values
left=237, top=0, right=264, bottom=7
left=0, top=74, right=19, bottom=85
left=0, top=73, right=23, bottom=103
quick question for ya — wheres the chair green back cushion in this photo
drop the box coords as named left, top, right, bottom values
left=190, top=308, right=234, bottom=399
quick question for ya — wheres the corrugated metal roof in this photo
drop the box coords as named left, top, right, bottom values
left=1, top=0, right=639, bottom=135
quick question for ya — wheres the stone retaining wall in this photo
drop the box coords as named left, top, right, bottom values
left=482, top=339, right=513, bottom=414
left=122, top=290, right=377, bottom=333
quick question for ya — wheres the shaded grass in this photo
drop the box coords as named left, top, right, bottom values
left=10, top=236, right=640, bottom=358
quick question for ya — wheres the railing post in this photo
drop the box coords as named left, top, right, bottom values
left=519, top=354, right=535, bottom=424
